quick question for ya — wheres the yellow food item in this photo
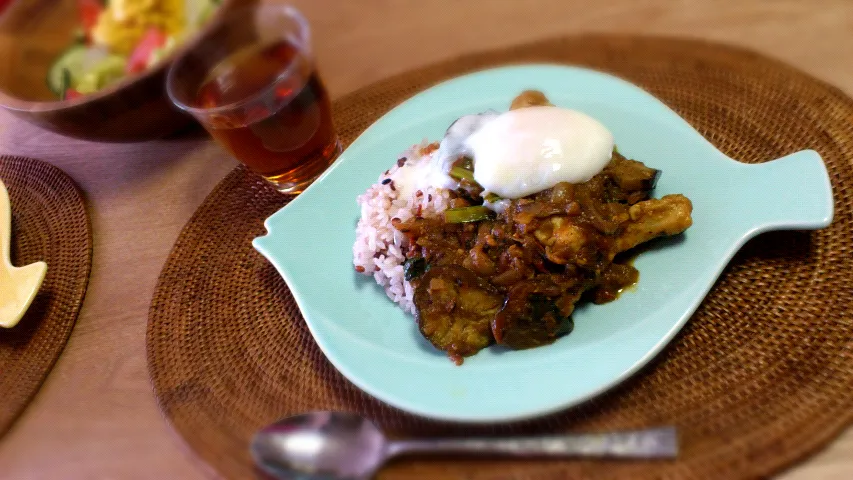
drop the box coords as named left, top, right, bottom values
left=91, top=0, right=186, bottom=54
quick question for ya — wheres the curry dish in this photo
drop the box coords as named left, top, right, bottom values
left=393, top=91, right=693, bottom=364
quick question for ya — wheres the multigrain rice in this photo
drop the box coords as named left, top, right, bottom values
left=353, top=143, right=451, bottom=314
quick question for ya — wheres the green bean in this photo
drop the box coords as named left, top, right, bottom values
left=449, top=166, right=475, bottom=182
left=444, top=205, right=493, bottom=223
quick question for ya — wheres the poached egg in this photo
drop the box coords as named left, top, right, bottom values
left=400, top=104, right=614, bottom=210
left=466, top=106, right=614, bottom=199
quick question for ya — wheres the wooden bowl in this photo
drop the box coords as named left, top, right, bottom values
left=0, top=0, right=241, bottom=142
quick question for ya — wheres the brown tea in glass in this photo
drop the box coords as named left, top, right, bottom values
left=167, top=5, right=340, bottom=193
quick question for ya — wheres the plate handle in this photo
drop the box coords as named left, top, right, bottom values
left=733, top=150, right=834, bottom=232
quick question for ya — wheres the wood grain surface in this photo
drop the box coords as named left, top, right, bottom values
left=0, top=0, right=851, bottom=478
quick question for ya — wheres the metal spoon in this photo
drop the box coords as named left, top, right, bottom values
left=251, top=411, right=678, bottom=480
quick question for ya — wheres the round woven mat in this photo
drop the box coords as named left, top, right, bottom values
left=0, top=156, right=91, bottom=438
left=148, top=35, right=853, bottom=479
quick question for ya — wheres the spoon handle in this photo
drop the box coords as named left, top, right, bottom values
left=387, top=427, right=677, bottom=459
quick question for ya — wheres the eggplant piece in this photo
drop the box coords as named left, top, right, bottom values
left=606, top=154, right=661, bottom=192
left=492, top=278, right=573, bottom=349
left=414, top=266, right=504, bottom=362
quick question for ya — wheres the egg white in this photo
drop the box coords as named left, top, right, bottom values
left=467, top=106, right=614, bottom=199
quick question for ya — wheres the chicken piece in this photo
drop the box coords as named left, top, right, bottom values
left=510, top=90, right=554, bottom=110
left=534, top=217, right=597, bottom=267
left=613, top=194, right=693, bottom=254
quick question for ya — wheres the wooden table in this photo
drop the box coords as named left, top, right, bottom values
left=0, top=0, right=851, bottom=478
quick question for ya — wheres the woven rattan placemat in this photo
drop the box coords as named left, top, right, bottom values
left=147, top=35, right=853, bottom=479
left=0, top=156, right=91, bottom=438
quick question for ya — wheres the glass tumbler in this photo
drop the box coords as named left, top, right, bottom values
left=167, top=4, right=341, bottom=194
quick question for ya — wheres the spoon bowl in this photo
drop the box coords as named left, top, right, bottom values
left=252, top=412, right=386, bottom=480
left=251, top=411, right=678, bottom=480
left=0, top=179, right=47, bottom=328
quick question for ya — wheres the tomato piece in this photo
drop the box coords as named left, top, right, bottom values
left=77, top=0, right=103, bottom=41
left=65, top=88, right=84, bottom=100
left=125, top=28, right=168, bottom=74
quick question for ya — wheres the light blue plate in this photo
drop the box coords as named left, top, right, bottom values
left=253, top=64, right=834, bottom=423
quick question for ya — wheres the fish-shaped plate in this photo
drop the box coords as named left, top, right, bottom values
left=253, top=65, right=833, bottom=423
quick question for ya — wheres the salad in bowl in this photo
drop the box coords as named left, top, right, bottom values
left=47, top=0, right=222, bottom=99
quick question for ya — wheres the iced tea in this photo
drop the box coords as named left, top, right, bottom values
left=195, top=40, right=339, bottom=190
left=167, top=5, right=339, bottom=193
